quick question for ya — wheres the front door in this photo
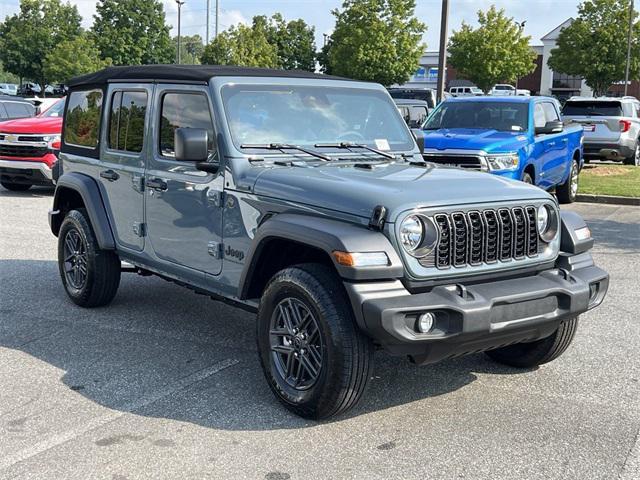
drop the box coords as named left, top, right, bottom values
left=144, top=85, right=224, bottom=275
left=98, top=84, right=151, bottom=251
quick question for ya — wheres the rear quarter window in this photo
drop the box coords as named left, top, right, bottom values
left=64, top=89, right=103, bottom=149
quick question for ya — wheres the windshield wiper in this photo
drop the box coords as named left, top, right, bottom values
left=240, top=143, right=331, bottom=162
left=314, top=142, right=397, bottom=160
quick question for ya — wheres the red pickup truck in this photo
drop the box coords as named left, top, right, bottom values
left=0, top=98, right=64, bottom=191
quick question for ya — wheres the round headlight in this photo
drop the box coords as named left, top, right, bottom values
left=537, top=205, right=558, bottom=242
left=400, top=215, right=424, bottom=252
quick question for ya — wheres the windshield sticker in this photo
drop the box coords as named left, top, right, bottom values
left=511, top=126, right=522, bottom=131
left=375, top=139, right=390, bottom=151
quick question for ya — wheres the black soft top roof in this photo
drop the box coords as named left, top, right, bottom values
left=68, top=64, right=352, bottom=88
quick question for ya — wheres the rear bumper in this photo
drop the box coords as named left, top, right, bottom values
left=583, top=141, right=634, bottom=160
left=344, top=262, right=608, bottom=364
left=0, top=157, right=55, bottom=185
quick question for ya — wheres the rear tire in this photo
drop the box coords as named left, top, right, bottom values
left=1, top=180, right=31, bottom=191
left=58, top=208, right=121, bottom=307
left=556, top=159, right=578, bottom=204
left=257, top=264, right=373, bottom=419
left=485, top=317, right=578, bottom=368
left=623, top=142, right=640, bottom=166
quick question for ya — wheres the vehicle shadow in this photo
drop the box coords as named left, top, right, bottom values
left=0, top=259, right=534, bottom=431
left=0, top=185, right=54, bottom=198
left=584, top=218, right=640, bottom=252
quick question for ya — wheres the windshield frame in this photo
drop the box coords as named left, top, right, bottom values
left=422, top=100, right=530, bottom=133
left=216, top=78, right=416, bottom=157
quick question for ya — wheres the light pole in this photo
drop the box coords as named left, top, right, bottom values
left=436, top=0, right=449, bottom=103
left=623, top=0, right=634, bottom=96
left=515, top=21, right=527, bottom=90
left=206, top=0, right=210, bottom=44
left=176, top=0, right=185, bottom=64
left=215, top=0, right=220, bottom=38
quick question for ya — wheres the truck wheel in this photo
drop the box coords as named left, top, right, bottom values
left=1, top=180, right=31, bottom=191
left=623, top=142, right=640, bottom=166
left=485, top=317, right=578, bottom=368
left=257, top=264, right=373, bottom=419
left=58, top=208, right=121, bottom=307
left=521, top=172, right=533, bottom=184
left=556, top=159, right=578, bottom=204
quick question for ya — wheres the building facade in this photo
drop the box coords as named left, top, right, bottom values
left=401, top=19, right=639, bottom=100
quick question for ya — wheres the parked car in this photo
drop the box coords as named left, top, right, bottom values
left=489, top=84, right=517, bottom=96
left=393, top=98, right=429, bottom=128
left=17, top=82, right=42, bottom=96
left=422, top=96, right=584, bottom=203
left=49, top=65, right=608, bottom=419
left=0, top=98, right=64, bottom=190
left=388, top=87, right=437, bottom=109
left=0, top=83, right=18, bottom=96
left=562, top=96, right=640, bottom=166
left=449, top=86, right=484, bottom=97
left=0, top=95, right=36, bottom=121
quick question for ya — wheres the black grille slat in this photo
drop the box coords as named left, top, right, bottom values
left=0, top=145, right=47, bottom=158
left=428, top=205, right=546, bottom=270
left=423, top=155, right=483, bottom=170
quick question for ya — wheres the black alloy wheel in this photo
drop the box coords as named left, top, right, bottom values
left=269, top=297, right=324, bottom=390
left=62, top=228, right=88, bottom=290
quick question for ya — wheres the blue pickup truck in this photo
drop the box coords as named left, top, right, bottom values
left=421, top=96, right=584, bottom=203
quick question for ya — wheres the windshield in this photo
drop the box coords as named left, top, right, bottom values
left=40, top=99, right=65, bottom=117
left=222, top=84, right=414, bottom=152
left=562, top=101, right=623, bottom=117
left=424, top=101, right=529, bottom=132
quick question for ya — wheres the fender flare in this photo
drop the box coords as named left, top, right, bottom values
left=50, top=172, right=116, bottom=250
left=238, top=213, right=404, bottom=299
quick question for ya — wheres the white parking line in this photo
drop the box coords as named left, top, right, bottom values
left=0, top=358, right=239, bottom=472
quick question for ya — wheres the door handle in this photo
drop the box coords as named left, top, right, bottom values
left=146, top=177, right=168, bottom=191
left=100, top=169, right=119, bottom=181
left=548, top=141, right=556, bottom=147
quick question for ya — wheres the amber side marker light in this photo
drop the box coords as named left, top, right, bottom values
left=332, top=251, right=390, bottom=267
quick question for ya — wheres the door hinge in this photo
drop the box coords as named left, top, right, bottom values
left=133, top=174, right=145, bottom=193
left=133, top=222, right=146, bottom=237
left=206, top=189, right=225, bottom=207
left=207, top=241, right=223, bottom=258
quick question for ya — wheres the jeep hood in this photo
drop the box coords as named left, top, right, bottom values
left=251, top=162, right=551, bottom=221
left=423, top=128, right=528, bottom=153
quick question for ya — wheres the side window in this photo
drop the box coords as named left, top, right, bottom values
left=64, top=89, right=103, bottom=148
left=534, top=104, right=547, bottom=129
left=411, top=106, right=428, bottom=125
left=0, top=103, right=7, bottom=119
left=159, top=92, right=215, bottom=159
left=398, top=106, right=410, bottom=124
left=4, top=102, right=33, bottom=118
left=542, top=102, right=560, bottom=123
left=635, top=103, right=640, bottom=118
left=108, top=90, right=148, bottom=153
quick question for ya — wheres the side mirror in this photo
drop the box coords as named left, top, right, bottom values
left=175, top=128, right=209, bottom=162
left=535, top=120, right=564, bottom=135
left=411, top=128, right=425, bottom=154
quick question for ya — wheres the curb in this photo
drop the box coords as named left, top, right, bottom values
left=576, top=194, right=640, bottom=206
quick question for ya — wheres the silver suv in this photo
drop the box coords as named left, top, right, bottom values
left=562, top=96, right=640, bottom=166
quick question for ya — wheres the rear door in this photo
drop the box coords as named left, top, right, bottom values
left=144, top=85, right=224, bottom=275
left=98, top=84, right=151, bottom=251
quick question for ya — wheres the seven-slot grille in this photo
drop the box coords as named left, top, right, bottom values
left=429, top=206, right=540, bottom=269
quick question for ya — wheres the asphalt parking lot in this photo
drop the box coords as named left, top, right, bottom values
left=1, top=185, right=638, bottom=480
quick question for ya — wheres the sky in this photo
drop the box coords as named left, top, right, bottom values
left=1, top=0, right=638, bottom=50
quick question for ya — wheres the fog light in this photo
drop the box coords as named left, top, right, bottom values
left=589, top=282, right=599, bottom=301
left=417, top=312, right=435, bottom=333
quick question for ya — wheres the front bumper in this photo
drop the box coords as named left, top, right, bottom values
left=344, top=262, right=608, bottom=364
left=0, top=158, right=55, bottom=185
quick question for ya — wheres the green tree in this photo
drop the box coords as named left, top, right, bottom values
left=320, top=0, right=425, bottom=85
left=548, top=0, right=640, bottom=96
left=0, top=0, right=82, bottom=90
left=0, top=62, right=20, bottom=84
left=201, top=24, right=279, bottom=68
left=44, top=34, right=112, bottom=84
left=92, top=0, right=175, bottom=65
left=173, top=35, right=205, bottom=65
left=254, top=14, right=316, bottom=71
left=448, top=6, right=537, bottom=93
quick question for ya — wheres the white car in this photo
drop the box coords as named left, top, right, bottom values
left=489, top=84, right=517, bottom=96
left=0, top=83, right=18, bottom=96
left=449, top=86, right=484, bottom=97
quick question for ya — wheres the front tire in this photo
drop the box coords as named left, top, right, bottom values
left=1, top=180, right=31, bottom=191
left=521, top=172, right=534, bottom=185
left=257, top=264, right=373, bottom=419
left=58, top=209, right=121, bottom=307
left=485, top=317, right=578, bottom=368
left=556, top=159, right=579, bottom=204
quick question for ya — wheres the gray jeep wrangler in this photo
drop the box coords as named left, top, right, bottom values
left=49, top=65, right=609, bottom=419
